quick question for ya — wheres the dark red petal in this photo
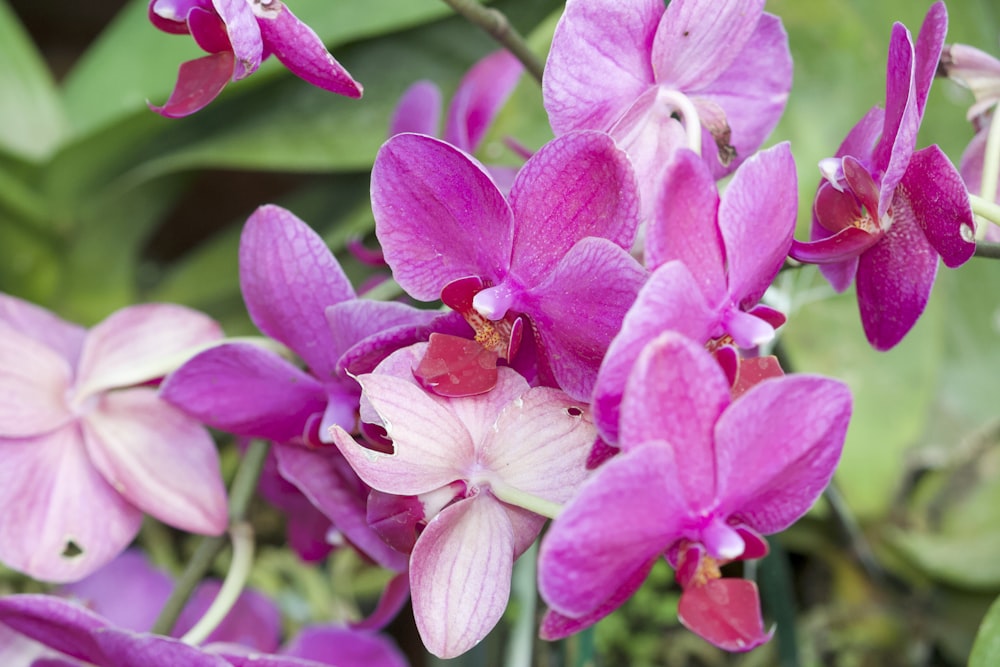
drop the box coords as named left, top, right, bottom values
left=789, top=226, right=879, bottom=264
left=678, top=579, right=773, bottom=652
left=149, top=51, right=234, bottom=118
left=413, top=333, right=498, bottom=397
left=730, top=356, right=784, bottom=398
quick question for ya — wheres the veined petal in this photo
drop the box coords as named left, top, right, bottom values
left=256, top=4, right=362, bottom=98
left=715, top=375, right=851, bottom=534
left=445, top=49, right=523, bottom=153
left=211, top=0, right=261, bottom=79
left=240, top=205, right=354, bottom=377
left=480, top=386, right=594, bottom=503
left=646, top=149, right=724, bottom=300
left=372, top=133, right=514, bottom=300
left=620, top=332, right=729, bottom=506
left=538, top=443, right=684, bottom=619
left=875, top=23, right=918, bottom=215
left=509, top=131, right=639, bottom=283
left=519, top=238, right=647, bottom=401
left=149, top=51, right=235, bottom=118
left=543, top=0, right=660, bottom=134
left=0, top=293, right=85, bottom=366
left=592, top=261, right=717, bottom=445
left=74, top=304, right=221, bottom=400
left=82, top=389, right=227, bottom=535
left=389, top=81, right=441, bottom=137
left=327, top=299, right=440, bottom=372
left=281, top=625, right=409, bottom=667
left=855, top=211, right=939, bottom=350
left=719, top=143, right=797, bottom=307
left=94, top=627, right=229, bottom=666
left=0, top=322, right=74, bottom=437
left=275, top=443, right=408, bottom=572
left=0, top=595, right=109, bottom=663
left=159, top=342, right=327, bottom=444
left=446, top=366, right=529, bottom=447
left=898, top=144, right=975, bottom=267
left=333, top=374, right=472, bottom=495
left=652, top=0, right=766, bottom=89
left=0, top=428, right=143, bottom=583
left=410, top=494, right=514, bottom=659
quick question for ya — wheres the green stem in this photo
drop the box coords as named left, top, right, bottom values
left=151, top=439, right=270, bottom=636
left=971, top=194, right=1000, bottom=229
left=505, top=541, right=538, bottom=667
left=439, top=0, right=545, bottom=84
left=490, top=482, right=563, bottom=519
left=758, top=539, right=800, bottom=667
left=975, top=241, right=1000, bottom=259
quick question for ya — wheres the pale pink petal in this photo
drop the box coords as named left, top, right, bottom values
left=240, top=205, right=354, bottom=377
left=389, top=81, right=441, bottom=137
left=150, top=51, right=235, bottom=118
left=715, top=375, right=851, bottom=534
left=256, top=4, right=362, bottom=98
left=960, top=124, right=988, bottom=195
left=82, top=389, right=227, bottom=535
left=446, top=366, right=529, bottom=446
left=372, top=133, right=514, bottom=300
left=0, top=428, right=143, bottom=583
left=652, top=0, right=766, bottom=89
left=445, top=49, right=523, bottom=152
left=75, top=304, right=222, bottom=400
left=211, top=0, right=261, bottom=79
left=480, top=386, right=594, bottom=502
left=543, top=0, right=660, bottom=134
left=0, top=293, right=85, bottom=365
left=538, top=443, right=684, bottom=619
left=0, top=622, right=59, bottom=664
left=619, top=332, right=730, bottom=506
left=0, top=322, right=74, bottom=437
left=410, top=494, right=514, bottom=659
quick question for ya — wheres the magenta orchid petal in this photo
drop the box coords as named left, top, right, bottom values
left=542, top=0, right=660, bottom=135
left=508, top=133, right=639, bottom=282
left=210, top=0, right=261, bottom=79
left=150, top=51, right=236, bottom=118
left=281, top=625, right=408, bottom=667
left=898, top=144, right=976, bottom=267
left=479, top=387, right=592, bottom=503
left=334, top=374, right=472, bottom=495
left=74, top=304, right=222, bottom=400
left=538, top=443, right=685, bottom=619
left=592, top=261, right=717, bottom=444
left=160, top=342, right=327, bottom=443
left=520, top=238, right=647, bottom=400
left=714, top=375, right=852, bottom=534
left=718, top=142, right=796, bottom=306
left=837, top=106, right=886, bottom=163
left=94, top=627, right=230, bottom=666
left=372, top=133, right=514, bottom=300
left=0, top=293, right=85, bottom=364
left=275, top=443, right=409, bottom=572
left=0, top=429, right=143, bottom=583
left=410, top=494, right=514, bottom=659
left=0, top=323, right=74, bottom=436
left=389, top=80, right=441, bottom=137
left=82, top=389, right=228, bottom=535
left=445, top=49, right=523, bottom=152
left=855, top=214, right=939, bottom=351
left=0, top=622, right=58, bottom=665
left=188, top=7, right=230, bottom=53
left=875, top=23, right=918, bottom=216
left=539, top=560, right=654, bottom=640
left=336, top=310, right=465, bottom=377
left=327, top=299, right=440, bottom=370
left=912, top=2, right=948, bottom=117
left=645, top=149, right=724, bottom=293
left=0, top=595, right=109, bottom=663
left=620, top=333, right=731, bottom=505
left=789, top=227, right=879, bottom=265
left=240, top=205, right=355, bottom=376
left=255, top=4, right=362, bottom=98
left=651, top=0, right=765, bottom=89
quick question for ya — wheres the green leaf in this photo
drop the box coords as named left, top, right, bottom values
left=0, top=0, right=66, bottom=160
left=971, top=596, right=1000, bottom=667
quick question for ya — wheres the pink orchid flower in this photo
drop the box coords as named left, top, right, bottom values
left=0, top=295, right=227, bottom=583
left=149, top=0, right=362, bottom=117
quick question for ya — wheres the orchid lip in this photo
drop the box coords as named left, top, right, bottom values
left=473, top=284, right=516, bottom=321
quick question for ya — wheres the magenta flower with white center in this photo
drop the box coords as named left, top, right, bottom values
left=592, top=143, right=796, bottom=444
left=539, top=332, right=851, bottom=651
left=789, top=2, right=975, bottom=350
left=0, top=294, right=227, bottom=583
left=371, top=130, right=645, bottom=400
left=148, top=0, right=362, bottom=118
left=543, top=0, right=791, bottom=219
left=328, top=344, right=595, bottom=658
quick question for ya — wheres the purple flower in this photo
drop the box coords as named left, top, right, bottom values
left=0, top=295, right=227, bottom=583
left=148, top=0, right=362, bottom=118
left=543, top=0, right=791, bottom=218
left=592, top=143, right=796, bottom=444
left=390, top=49, right=523, bottom=191
left=371, top=130, right=645, bottom=400
left=789, top=2, right=975, bottom=350
left=538, top=332, right=851, bottom=650
left=329, top=344, right=595, bottom=658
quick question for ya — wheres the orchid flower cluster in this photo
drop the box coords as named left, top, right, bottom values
left=1, top=0, right=998, bottom=663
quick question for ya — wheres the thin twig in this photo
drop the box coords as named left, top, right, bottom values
left=974, top=240, right=1000, bottom=259
left=440, top=0, right=545, bottom=84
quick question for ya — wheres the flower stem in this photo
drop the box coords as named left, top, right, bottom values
left=490, top=483, right=563, bottom=519
left=974, top=241, right=1000, bottom=259
left=151, top=439, right=270, bottom=636
left=504, top=541, right=538, bottom=667
left=971, top=194, right=1000, bottom=229
left=439, top=0, right=545, bottom=84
